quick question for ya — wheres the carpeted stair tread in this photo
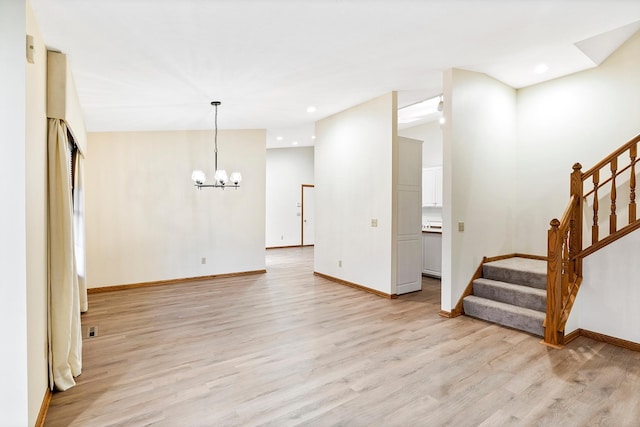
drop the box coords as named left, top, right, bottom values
left=482, top=257, right=547, bottom=289
left=463, top=295, right=545, bottom=337
left=473, top=278, right=546, bottom=312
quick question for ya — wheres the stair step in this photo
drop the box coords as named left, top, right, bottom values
left=482, top=257, right=547, bottom=289
left=462, top=295, right=545, bottom=337
left=473, top=278, right=546, bottom=312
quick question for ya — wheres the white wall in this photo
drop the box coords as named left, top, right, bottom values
left=517, top=31, right=640, bottom=255
left=265, top=147, right=314, bottom=247
left=442, top=69, right=518, bottom=311
left=0, top=0, right=29, bottom=424
left=579, top=233, right=640, bottom=343
left=85, top=129, right=266, bottom=288
left=25, top=2, right=50, bottom=425
left=398, top=120, right=443, bottom=168
left=517, top=30, right=640, bottom=341
left=315, top=93, right=397, bottom=295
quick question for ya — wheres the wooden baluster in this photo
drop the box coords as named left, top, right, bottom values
left=562, top=228, right=570, bottom=294
left=592, top=170, right=599, bottom=244
left=569, top=163, right=583, bottom=279
left=610, top=158, right=617, bottom=234
left=630, top=143, right=637, bottom=223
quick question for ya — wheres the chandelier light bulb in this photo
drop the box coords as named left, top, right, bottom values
left=191, top=170, right=206, bottom=185
left=230, top=172, right=242, bottom=185
left=215, top=169, right=228, bottom=185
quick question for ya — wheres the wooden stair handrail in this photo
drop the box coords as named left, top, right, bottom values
left=584, top=137, right=639, bottom=247
left=544, top=194, right=579, bottom=347
left=578, top=220, right=640, bottom=259
left=582, top=133, right=640, bottom=180
left=544, top=132, right=640, bottom=348
left=584, top=159, right=638, bottom=199
left=558, top=195, right=578, bottom=227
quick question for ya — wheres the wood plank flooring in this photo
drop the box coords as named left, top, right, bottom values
left=45, top=247, right=640, bottom=426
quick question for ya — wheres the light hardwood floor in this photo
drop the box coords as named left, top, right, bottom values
left=45, top=247, right=640, bottom=426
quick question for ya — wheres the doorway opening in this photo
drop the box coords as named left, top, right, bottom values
left=301, top=184, right=315, bottom=246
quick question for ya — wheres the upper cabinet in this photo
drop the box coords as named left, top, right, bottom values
left=422, top=166, right=443, bottom=207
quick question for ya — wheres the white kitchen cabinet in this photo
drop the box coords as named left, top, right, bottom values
left=422, top=232, right=442, bottom=278
left=422, top=166, right=443, bottom=207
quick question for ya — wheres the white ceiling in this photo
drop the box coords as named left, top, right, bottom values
left=30, top=0, right=640, bottom=148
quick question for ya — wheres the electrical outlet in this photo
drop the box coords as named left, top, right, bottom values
left=458, top=221, right=465, bottom=232
left=371, top=219, right=378, bottom=227
left=338, top=260, right=342, bottom=267
left=281, top=235, right=284, bottom=240
left=84, top=325, right=98, bottom=338
left=201, top=257, right=206, bottom=264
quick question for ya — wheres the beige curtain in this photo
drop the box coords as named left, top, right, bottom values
left=73, top=149, right=88, bottom=312
left=47, top=118, right=82, bottom=391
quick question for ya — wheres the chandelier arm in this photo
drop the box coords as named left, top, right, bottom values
left=194, top=183, right=239, bottom=189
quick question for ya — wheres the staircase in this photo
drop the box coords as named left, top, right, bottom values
left=454, top=134, right=640, bottom=346
left=462, top=257, right=547, bottom=336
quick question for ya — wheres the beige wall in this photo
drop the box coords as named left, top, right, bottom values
left=25, top=1, right=50, bottom=425
left=85, top=129, right=266, bottom=288
left=314, top=93, right=397, bottom=295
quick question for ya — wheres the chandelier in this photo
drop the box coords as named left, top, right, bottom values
left=191, top=101, right=241, bottom=189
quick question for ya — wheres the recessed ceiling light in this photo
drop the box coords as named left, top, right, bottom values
left=311, top=135, right=316, bottom=140
left=534, top=63, right=549, bottom=74
left=292, top=141, right=299, bottom=146
left=276, top=136, right=283, bottom=141
left=306, top=106, right=316, bottom=113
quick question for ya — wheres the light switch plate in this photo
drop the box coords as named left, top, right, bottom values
left=26, top=34, right=35, bottom=64
left=458, top=221, right=465, bottom=232
left=371, top=219, right=378, bottom=227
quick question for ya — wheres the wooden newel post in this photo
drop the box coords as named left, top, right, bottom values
left=545, top=218, right=563, bottom=347
left=570, top=163, right=583, bottom=279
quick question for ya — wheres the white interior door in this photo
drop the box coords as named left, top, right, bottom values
left=302, top=185, right=315, bottom=246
